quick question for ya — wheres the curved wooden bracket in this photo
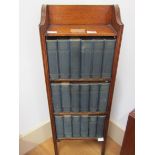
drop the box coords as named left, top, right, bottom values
left=39, top=5, right=48, bottom=29
left=114, top=5, right=124, bottom=26
left=112, top=5, right=124, bottom=32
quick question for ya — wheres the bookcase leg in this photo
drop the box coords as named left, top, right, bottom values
left=101, top=141, right=106, bottom=155
left=53, top=140, right=59, bottom=155
left=101, top=117, right=109, bottom=155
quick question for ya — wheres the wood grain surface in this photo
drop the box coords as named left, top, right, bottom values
left=25, top=137, right=121, bottom=155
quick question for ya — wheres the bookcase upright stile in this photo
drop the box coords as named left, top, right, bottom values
left=39, top=5, right=123, bottom=155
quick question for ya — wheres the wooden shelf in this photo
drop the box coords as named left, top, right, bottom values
left=57, top=137, right=100, bottom=141
left=51, top=78, right=111, bottom=83
left=46, top=24, right=117, bottom=37
left=54, top=112, right=108, bottom=116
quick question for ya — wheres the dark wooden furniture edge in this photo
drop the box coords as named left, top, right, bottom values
left=51, top=78, right=111, bottom=83
left=101, top=4, right=124, bottom=155
left=39, top=5, right=48, bottom=30
left=54, top=112, right=108, bottom=116
left=120, top=110, right=135, bottom=155
left=39, top=4, right=59, bottom=155
left=57, top=137, right=102, bottom=141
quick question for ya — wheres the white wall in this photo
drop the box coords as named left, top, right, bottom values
left=20, top=0, right=135, bottom=135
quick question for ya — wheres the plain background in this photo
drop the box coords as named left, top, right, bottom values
left=1, top=0, right=155, bottom=155
left=19, top=0, right=135, bottom=135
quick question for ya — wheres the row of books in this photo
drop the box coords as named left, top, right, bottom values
left=46, top=39, right=116, bottom=79
left=55, top=116, right=105, bottom=138
left=51, top=83, right=110, bottom=112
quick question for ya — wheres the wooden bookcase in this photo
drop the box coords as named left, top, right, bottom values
left=39, top=5, right=124, bottom=155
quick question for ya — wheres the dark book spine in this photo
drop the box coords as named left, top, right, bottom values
left=80, top=84, right=89, bottom=112
left=92, top=40, right=104, bottom=78
left=55, top=116, right=64, bottom=138
left=81, top=116, right=89, bottom=137
left=98, top=83, right=110, bottom=112
left=89, top=84, right=99, bottom=112
left=58, top=40, right=70, bottom=78
left=64, top=115, right=72, bottom=137
left=70, top=39, right=81, bottom=79
left=71, top=84, right=80, bottom=112
left=89, top=116, right=97, bottom=137
left=61, top=84, right=71, bottom=112
left=102, top=39, right=116, bottom=78
left=51, top=84, right=62, bottom=112
left=72, top=116, right=80, bottom=137
left=81, top=40, right=93, bottom=78
left=46, top=40, right=59, bottom=80
left=96, top=116, right=105, bottom=137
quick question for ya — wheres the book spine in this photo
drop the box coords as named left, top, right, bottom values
left=92, top=40, right=104, bottom=78
left=89, top=84, right=99, bottom=112
left=81, top=40, right=93, bottom=78
left=89, top=116, right=97, bottom=137
left=102, top=39, right=116, bottom=78
left=71, top=84, right=80, bottom=112
left=80, top=84, right=89, bottom=112
left=64, top=115, right=72, bottom=137
left=72, top=116, right=80, bottom=137
left=61, top=84, right=71, bottom=112
left=58, top=40, right=70, bottom=78
left=96, top=116, right=105, bottom=137
left=46, top=40, right=59, bottom=80
left=98, top=83, right=110, bottom=112
left=51, top=84, right=62, bottom=112
left=70, top=39, right=81, bottom=79
left=81, top=116, right=89, bottom=137
left=55, top=116, right=64, bottom=138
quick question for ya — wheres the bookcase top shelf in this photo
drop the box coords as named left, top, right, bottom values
left=39, top=5, right=123, bottom=37
left=46, top=24, right=117, bottom=37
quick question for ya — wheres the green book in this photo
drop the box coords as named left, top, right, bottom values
left=58, top=39, right=70, bottom=78
left=70, top=39, right=81, bottom=78
left=46, top=40, right=59, bottom=80
left=92, top=39, right=104, bottom=78
left=98, top=83, right=110, bottom=112
left=81, top=40, right=93, bottom=78
left=102, top=39, right=116, bottom=78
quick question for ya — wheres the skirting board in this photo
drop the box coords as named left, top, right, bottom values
left=19, top=121, right=52, bottom=155
left=19, top=120, right=124, bottom=154
left=108, top=120, right=125, bottom=145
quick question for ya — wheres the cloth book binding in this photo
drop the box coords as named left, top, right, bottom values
left=51, top=83, right=110, bottom=113
left=61, top=83, right=71, bottom=112
left=46, top=39, right=116, bottom=79
left=71, top=84, right=80, bottom=112
left=46, top=40, right=59, bottom=80
left=102, top=39, right=116, bottom=77
left=51, top=84, right=61, bottom=112
left=72, top=116, right=80, bottom=137
left=55, top=116, right=64, bottom=138
left=58, top=40, right=70, bottom=78
left=90, top=84, right=99, bottom=112
left=55, top=116, right=105, bottom=138
left=70, top=39, right=81, bottom=78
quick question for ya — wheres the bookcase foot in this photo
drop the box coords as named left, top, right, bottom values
left=101, top=141, right=106, bottom=155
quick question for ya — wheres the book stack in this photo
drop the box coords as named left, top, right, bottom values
left=47, top=38, right=114, bottom=139
left=55, top=116, right=105, bottom=138
left=46, top=39, right=116, bottom=80
left=51, top=83, right=110, bottom=113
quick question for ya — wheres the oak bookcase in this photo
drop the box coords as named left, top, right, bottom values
left=39, top=5, right=124, bottom=155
